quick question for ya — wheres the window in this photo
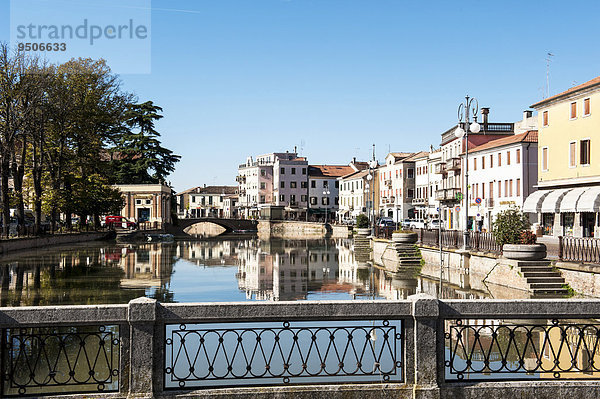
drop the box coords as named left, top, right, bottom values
left=482, top=156, right=485, bottom=169
left=407, top=189, right=414, bottom=198
left=300, top=181, right=307, bottom=189
left=335, top=197, right=339, bottom=205
left=280, top=167, right=285, bottom=174
left=290, top=195, right=296, bottom=204
left=516, top=178, right=521, bottom=196
left=260, top=182, right=266, bottom=189
left=136, top=199, right=141, bottom=204
left=570, top=102, right=577, bottom=119
left=280, top=181, right=285, bottom=188
left=498, top=181, right=502, bottom=197
left=581, top=139, right=591, bottom=165
left=290, top=181, right=297, bottom=188
left=260, top=195, right=265, bottom=203
left=407, top=169, right=414, bottom=178
left=261, top=169, right=266, bottom=176
left=498, top=153, right=501, bottom=167
left=569, top=141, right=576, bottom=167
left=507, top=151, right=511, bottom=165
left=504, top=180, right=508, bottom=197
left=335, top=181, right=339, bottom=188
left=584, top=98, right=591, bottom=116
left=209, top=196, right=213, bottom=205
left=301, top=195, right=307, bottom=202
left=311, top=180, right=316, bottom=188
left=280, top=194, right=285, bottom=201
left=291, top=168, right=296, bottom=175
left=323, top=181, right=329, bottom=188
left=516, top=149, right=521, bottom=164
left=490, top=154, right=493, bottom=168
left=543, top=110, right=549, bottom=126
left=310, top=197, right=317, bottom=205
left=489, top=182, right=494, bottom=198
left=322, top=197, right=329, bottom=205
left=542, top=147, right=548, bottom=171
left=509, top=179, right=513, bottom=197
left=302, top=168, right=307, bottom=174
left=473, top=158, right=477, bottom=170
left=481, top=183, right=485, bottom=199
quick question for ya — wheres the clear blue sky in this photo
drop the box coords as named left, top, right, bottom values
left=1, top=0, right=599, bottom=192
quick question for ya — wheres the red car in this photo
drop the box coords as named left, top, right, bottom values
left=104, top=215, right=137, bottom=229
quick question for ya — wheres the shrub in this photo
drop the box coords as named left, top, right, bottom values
left=492, top=207, right=531, bottom=246
left=393, top=229, right=414, bottom=234
left=355, top=214, right=369, bottom=228
left=519, top=230, right=537, bottom=244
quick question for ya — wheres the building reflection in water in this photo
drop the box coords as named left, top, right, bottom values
left=0, top=237, right=493, bottom=307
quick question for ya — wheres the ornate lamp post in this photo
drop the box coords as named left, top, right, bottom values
left=366, top=159, right=377, bottom=236
left=454, top=96, right=481, bottom=250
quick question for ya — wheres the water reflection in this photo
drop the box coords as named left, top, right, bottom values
left=0, top=238, right=491, bottom=307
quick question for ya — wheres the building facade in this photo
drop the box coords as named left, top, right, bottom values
left=114, top=184, right=172, bottom=226
left=524, top=76, right=600, bottom=237
left=307, top=165, right=354, bottom=222
left=176, top=185, right=238, bottom=218
left=378, top=152, right=417, bottom=223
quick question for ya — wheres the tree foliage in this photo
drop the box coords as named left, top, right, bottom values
left=492, top=207, right=531, bottom=246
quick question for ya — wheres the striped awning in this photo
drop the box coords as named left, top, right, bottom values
left=540, top=188, right=572, bottom=213
left=523, top=190, right=551, bottom=213
left=577, top=186, right=600, bottom=212
left=559, top=187, right=589, bottom=212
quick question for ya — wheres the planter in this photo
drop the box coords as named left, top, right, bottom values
left=355, top=228, right=371, bottom=236
left=392, top=232, right=418, bottom=244
left=502, top=243, right=547, bottom=260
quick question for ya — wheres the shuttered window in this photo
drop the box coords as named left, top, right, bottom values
left=571, top=102, right=577, bottom=119
left=584, top=98, right=591, bottom=116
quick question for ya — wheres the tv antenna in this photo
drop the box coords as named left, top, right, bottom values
left=299, top=139, right=305, bottom=156
left=545, top=52, right=554, bottom=98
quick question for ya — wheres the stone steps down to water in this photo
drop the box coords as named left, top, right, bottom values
left=516, top=260, right=568, bottom=297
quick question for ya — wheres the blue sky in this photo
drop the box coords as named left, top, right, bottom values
left=1, top=0, right=599, bottom=191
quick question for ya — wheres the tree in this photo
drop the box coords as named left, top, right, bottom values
left=110, top=101, right=180, bottom=184
left=492, top=207, right=531, bottom=246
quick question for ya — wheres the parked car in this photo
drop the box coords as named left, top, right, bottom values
left=428, top=219, right=441, bottom=229
left=402, top=219, right=414, bottom=229
left=377, top=218, right=394, bottom=227
left=104, top=215, right=136, bottom=229
left=410, top=219, right=426, bottom=229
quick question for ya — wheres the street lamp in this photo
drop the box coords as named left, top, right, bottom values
left=455, top=96, right=481, bottom=250
left=323, top=190, right=331, bottom=224
left=367, top=159, right=377, bottom=236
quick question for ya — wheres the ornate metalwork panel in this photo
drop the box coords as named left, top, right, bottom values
left=445, top=319, right=600, bottom=380
left=165, top=319, right=403, bottom=388
left=2, top=326, right=120, bottom=396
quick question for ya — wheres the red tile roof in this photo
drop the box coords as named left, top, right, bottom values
left=531, top=76, right=600, bottom=108
left=467, top=131, right=538, bottom=154
left=308, top=165, right=355, bottom=178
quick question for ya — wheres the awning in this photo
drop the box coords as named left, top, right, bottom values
left=523, top=190, right=551, bottom=213
left=577, top=186, right=600, bottom=212
left=540, top=188, right=572, bottom=213
left=559, top=187, right=589, bottom=212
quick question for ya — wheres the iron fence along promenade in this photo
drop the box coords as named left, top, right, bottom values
left=559, top=236, right=600, bottom=264
left=3, top=297, right=600, bottom=398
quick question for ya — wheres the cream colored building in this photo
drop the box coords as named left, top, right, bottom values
left=114, top=184, right=172, bottom=227
left=524, top=76, right=600, bottom=237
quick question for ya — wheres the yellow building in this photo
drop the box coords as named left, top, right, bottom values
left=524, top=76, right=600, bottom=237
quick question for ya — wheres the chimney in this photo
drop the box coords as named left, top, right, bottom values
left=481, top=107, right=490, bottom=131
left=203, top=184, right=206, bottom=188
left=353, top=157, right=356, bottom=164
left=430, top=144, right=434, bottom=152
left=523, top=110, right=533, bottom=120
left=294, top=145, right=297, bottom=154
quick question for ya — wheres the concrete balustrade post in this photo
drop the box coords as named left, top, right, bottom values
left=127, top=297, right=158, bottom=397
left=409, top=293, right=441, bottom=399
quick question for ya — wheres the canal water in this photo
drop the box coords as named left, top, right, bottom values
left=0, top=236, right=489, bottom=307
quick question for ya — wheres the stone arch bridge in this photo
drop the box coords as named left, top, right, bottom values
left=167, top=218, right=258, bottom=237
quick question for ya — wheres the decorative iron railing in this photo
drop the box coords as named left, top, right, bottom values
left=164, top=320, right=403, bottom=389
left=559, top=236, right=600, bottom=264
left=445, top=319, right=600, bottom=381
left=2, top=326, right=120, bottom=397
left=417, top=229, right=501, bottom=254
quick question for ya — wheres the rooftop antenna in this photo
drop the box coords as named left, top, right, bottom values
left=545, top=52, right=554, bottom=98
left=300, top=139, right=305, bottom=156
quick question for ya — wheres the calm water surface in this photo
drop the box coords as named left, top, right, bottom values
left=0, top=237, right=487, bottom=307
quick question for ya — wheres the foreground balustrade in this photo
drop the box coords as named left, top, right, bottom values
left=2, top=297, right=600, bottom=398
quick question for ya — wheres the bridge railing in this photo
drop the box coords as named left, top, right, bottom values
left=3, top=297, right=600, bottom=398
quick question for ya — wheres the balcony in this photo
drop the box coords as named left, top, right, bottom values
left=384, top=179, right=393, bottom=188
left=435, top=188, right=461, bottom=202
left=236, top=176, right=246, bottom=183
left=435, top=162, right=447, bottom=175
left=412, top=198, right=427, bottom=205
left=446, top=157, right=461, bottom=171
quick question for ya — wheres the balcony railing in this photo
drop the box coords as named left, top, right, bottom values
left=384, top=179, right=393, bottom=187
left=435, top=162, right=447, bottom=174
left=412, top=198, right=427, bottom=205
left=446, top=157, right=461, bottom=171
left=435, top=188, right=460, bottom=201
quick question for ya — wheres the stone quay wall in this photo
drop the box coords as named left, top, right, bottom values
left=0, top=232, right=109, bottom=255
left=258, top=221, right=350, bottom=239
left=3, top=297, right=600, bottom=398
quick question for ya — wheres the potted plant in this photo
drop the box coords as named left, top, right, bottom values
left=354, top=214, right=371, bottom=236
left=492, top=207, right=546, bottom=260
left=392, top=229, right=418, bottom=244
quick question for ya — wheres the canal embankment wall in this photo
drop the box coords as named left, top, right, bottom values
left=372, top=239, right=531, bottom=298
left=258, top=221, right=351, bottom=239
left=0, top=232, right=110, bottom=255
